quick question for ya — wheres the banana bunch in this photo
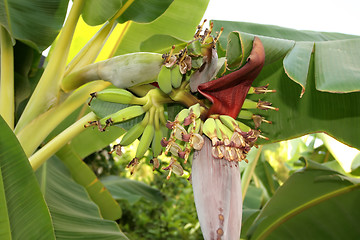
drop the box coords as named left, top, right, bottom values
left=156, top=47, right=190, bottom=94
left=156, top=21, right=224, bottom=96
left=237, top=84, right=278, bottom=129
left=160, top=103, right=205, bottom=179
left=202, top=115, right=267, bottom=162
left=201, top=84, right=279, bottom=162
left=86, top=87, right=171, bottom=173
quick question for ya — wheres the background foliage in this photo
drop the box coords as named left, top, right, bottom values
left=1, top=0, right=360, bottom=239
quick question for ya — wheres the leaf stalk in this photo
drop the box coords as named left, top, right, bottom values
left=0, top=26, right=14, bottom=129
left=29, top=112, right=97, bottom=171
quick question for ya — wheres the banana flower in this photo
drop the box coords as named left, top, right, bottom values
left=192, top=37, right=265, bottom=240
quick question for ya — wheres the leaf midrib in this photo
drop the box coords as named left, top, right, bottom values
left=256, top=183, right=360, bottom=240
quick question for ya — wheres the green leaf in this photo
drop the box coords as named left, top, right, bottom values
left=82, top=0, right=173, bottom=26
left=283, top=41, right=313, bottom=97
left=101, top=175, right=165, bottom=204
left=211, top=21, right=360, bottom=150
left=213, top=20, right=360, bottom=93
left=114, top=0, right=210, bottom=55
left=70, top=121, right=125, bottom=158
left=315, top=39, right=360, bottom=92
left=247, top=160, right=360, bottom=240
left=0, top=116, right=55, bottom=239
left=140, top=34, right=187, bottom=53
left=36, top=156, right=128, bottom=240
left=56, top=145, right=122, bottom=220
left=116, top=0, right=174, bottom=24
left=255, top=158, right=279, bottom=197
left=243, top=185, right=263, bottom=209
left=0, top=0, right=69, bottom=51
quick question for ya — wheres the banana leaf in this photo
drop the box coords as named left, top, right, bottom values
left=212, top=20, right=360, bottom=150
left=56, top=145, right=122, bottom=221
left=82, top=0, right=174, bottom=26
left=246, top=159, right=360, bottom=240
left=101, top=175, right=165, bottom=204
left=114, top=0, right=210, bottom=55
left=0, top=0, right=69, bottom=51
left=0, top=116, right=55, bottom=239
left=36, top=155, right=128, bottom=240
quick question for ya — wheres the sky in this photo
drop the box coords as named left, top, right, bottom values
left=203, top=0, right=360, bottom=36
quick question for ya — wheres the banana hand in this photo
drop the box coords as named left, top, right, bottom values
left=120, top=111, right=150, bottom=146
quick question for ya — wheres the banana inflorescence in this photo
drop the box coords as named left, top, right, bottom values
left=85, top=20, right=278, bottom=178
left=160, top=103, right=205, bottom=179
left=86, top=87, right=172, bottom=174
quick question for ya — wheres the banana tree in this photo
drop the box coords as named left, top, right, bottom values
left=1, top=0, right=360, bottom=239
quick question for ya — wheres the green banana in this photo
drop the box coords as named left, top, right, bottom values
left=221, top=113, right=251, bottom=132
left=157, top=65, right=173, bottom=94
left=242, top=99, right=258, bottom=109
left=237, top=110, right=253, bottom=120
left=219, top=115, right=238, bottom=132
left=236, top=120, right=251, bottom=132
left=152, top=109, right=163, bottom=157
left=120, top=112, right=150, bottom=146
left=99, top=105, right=145, bottom=126
left=175, top=108, right=190, bottom=124
left=189, top=103, right=201, bottom=119
left=135, top=107, right=156, bottom=159
left=171, top=64, right=183, bottom=89
left=202, top=117, right=218, bottom=144
left=215, top=118, right=233, bottom=140
left=89, top=87, right=146, bottom=105
left=188, top=118, right=202, bottom=134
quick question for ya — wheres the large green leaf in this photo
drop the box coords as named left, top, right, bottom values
left=36, top=156, right=128, bottom=240
left=213, top=20, right=360, bottom=93
left=101, top=175, right=165, bottom=204
left=211, top=21, right=360, bottom=150
left=247, top=160, right=360, bottom=240
left=114, top=0, right=210, bottom=55
left=56, top=145, right=122, bottom=221
left=0, top=0, right=69, bottom=51
left=82, top=0, right=173, bottom=26
left=0, top=116, right=55, bottom=239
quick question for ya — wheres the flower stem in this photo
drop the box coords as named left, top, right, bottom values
left=241, top=145, right=263, bottom=201
left=0, top=26, right=14, bottom=129
left=15, top=0, right=85, bottom=133
left=29, top=112, right=97, bottom=171
left=170, top=88, right=206, bottom=108
left=17, top=80, right=110, bottom=157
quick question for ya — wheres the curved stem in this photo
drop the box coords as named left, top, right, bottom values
left=29, top=112, right=97, bottom=171
left=128, top=84, right=156, bottom=97
left=0, top=26, right=14, bottom=129
left=17, top=80, right=110, bottom=157
left=169, top=88, right=206, bottom=108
